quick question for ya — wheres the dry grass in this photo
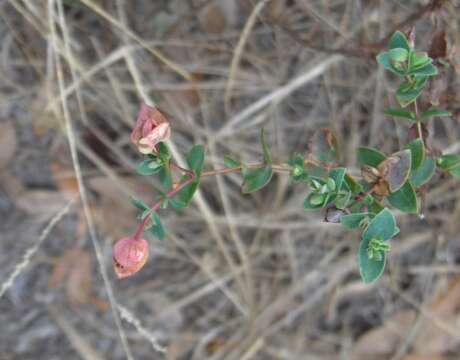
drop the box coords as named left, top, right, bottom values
left=1, top=0, right=460, bottom=359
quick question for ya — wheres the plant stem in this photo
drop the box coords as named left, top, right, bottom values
left=414, top=99, right=425, bottom=149
left=201, top=162, right=290, bottom=177
left=133, top=172, right=196, bottom=241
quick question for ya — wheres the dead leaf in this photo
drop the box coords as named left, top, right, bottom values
left=378, top=150, right=411, bottom=193
left=266, top=0, right=286, bottom=23
left=49, top=161, right=80, bottom=198
left=0, top=121, right=17, bottom=169
left=429, top=30, right=447, bottom=59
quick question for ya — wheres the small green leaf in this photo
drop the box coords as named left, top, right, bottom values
left=341, top=212, right=371, bottom=229
left=288, top=154, right=308, bottom=182
left=411, top=156, right=435, bottom=187
left=362, top=208, right=396, bottom=242
left=389, top=31, right=410, bottom=51
left=388, top=48, right=409, bottom=62
left=344, top=174, right=363, bottom=195
left=357, top=147, right=387, bottom=167
left=329, top=167, right=346, bottom=190
left=438, top=154, right=460, bottom=171
left=224, top=155, right=240, bottom=168
left=438, top=154, right=460, bottom=178
left=304, top=192, right=327, bottom=209
left=175, top=145, right=206, bottom=205
left=137, top=158, right=163, bottom=175
left=406, top=138, right=424, bottom=170
left=130, top=197, right=150, bottom=212
left=159, top=165, right=173, bottom=189
left=409, top=51, right=432, bottom=69
left=376, top=52, right=405, bottom=76
left=421, top=108, right=451, bottom=119
left=242, top=167, right=273, bottom=194
left=148, top=212, right=165, bottom=241
left=334, top=191, right=351, bottom=209
left=387, top=181, right=418, bottom=213
left=260, top=128, right=272, bottom=165
left=409, top=63, right=438, bottom=77
left=158, top=142, right=171, bottom=162
left=396, top=85, right=423, bottom=107
left=384, top=108, right=416, bottom=121
left=359, top=237, right=387, bottom=283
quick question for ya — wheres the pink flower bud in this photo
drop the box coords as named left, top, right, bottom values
left=112, top=237, right=149, bottom=279
left=131, top=104, right=171, bottom=154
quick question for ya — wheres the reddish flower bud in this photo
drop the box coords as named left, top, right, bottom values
left=112, top=237, right=149, bottom=279
left=131, top=104, right=171, bottom=154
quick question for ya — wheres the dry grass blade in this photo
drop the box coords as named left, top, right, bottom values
left=0, top=199, right=74, bottom=298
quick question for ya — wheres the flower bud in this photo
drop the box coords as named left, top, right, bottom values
left=112, top=237, right=149, bottom=279
left=131, top=104, right=171, bottom=154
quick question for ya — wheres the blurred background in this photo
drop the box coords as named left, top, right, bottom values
left=1, top=0, right=460, bottom=359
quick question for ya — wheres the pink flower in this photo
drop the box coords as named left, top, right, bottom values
left=131, top=104, right=171, bottom=154
left=112, top=237, right=149, bottom=279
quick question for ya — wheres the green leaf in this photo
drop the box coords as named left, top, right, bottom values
left=406, top=139, right=424, bottom=170
left=376, top=52, right=405, bottom=76
left=334, top=191, right=351, bottom=209
left=260, top=128, right=272, bottom=165
left=421, top=108, right=452, bottom=119
left=304, top=192, right=328, bottom=209
left=175, top=145, right=205, bottom=205
left=396, top=85, right=423, bottom=107
left=357, top=147, right=387, bottom=167
left=359, top=237, right=387, bottom=283
left=409, top=51, right=432, bottom=69
left=387, top=181, right=418, bottom=213
left=344, top=174, right=363, bottom=195
left=409, top=63, right=438, bottom=77
left=137, top=158, right=163, bottom=175
left=329, top=168, right=346, bottom=190
left=224, top=155, right=240, bottom=168
left=411, top=156, right=435, bottom=187
left=288, top=154, right=308, bottom=182
left=341, top=212, right=371, bottom=229
left=384, top=108, right=416, bottom=121
left=159, top=165, right=173, bottom=189
left=388, top=48, right=408, bottom=62
left=148, top=212, right=165, bottom=241
left=389, top=31, right=410, bottom=51
left=438, top=154, right=460, bottom=178
left=130, top=197, right=150, bottom=212
left=242, top=167, right=273, bottom=194
left=157, top=142, right=171, bottom=162
left=362, top=208, right=396, bottom=242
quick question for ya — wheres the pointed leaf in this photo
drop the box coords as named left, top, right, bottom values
left=363, top=208, right=396, bottom=242
left=411, top=156, right=435, bottom=187
left=406, top=139, right=424, bottom=170
left=384, top=108, right=416, bottom=121
left=242, top=167, right=273, bottom=194
left=387, top=181, right=418, bottom=213
left=359, top=238, right=387, bottom=283
left=389, top=31, right=410, bottom=51
left=260, top=128, right=272, bottom=165
left=341, top=212, right=372, bottom=230
left=421, top=108, right=452, bottom=119
left=357, top=147, right=387, bottom=167
left=329, top=167, right=346, bottom=190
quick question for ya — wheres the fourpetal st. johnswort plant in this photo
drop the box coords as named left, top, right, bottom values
left=113, top=30, right=457, bottom=283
